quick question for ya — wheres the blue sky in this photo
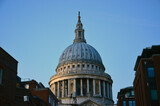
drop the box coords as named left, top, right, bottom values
left=1, top=0, right=160, bottom=103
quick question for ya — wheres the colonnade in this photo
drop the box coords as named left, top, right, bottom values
left=52, top=78, right=113, bottom=99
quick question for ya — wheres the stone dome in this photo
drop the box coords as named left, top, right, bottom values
left=58, top=42, right=103, bottom=66
left=49, top=12, right=113, bottom=106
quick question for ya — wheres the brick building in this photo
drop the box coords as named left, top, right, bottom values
left=0, top=47, right=58, bottom=106
left=0, top=47, right=18, bottom=106
left=133, top=45, right=160, bottom=106
left=117, top=86, right=135, bottom=106
left=22, top=80, right=58, bottom=106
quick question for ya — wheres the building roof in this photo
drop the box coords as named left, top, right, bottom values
left=0, top=47, right=18, bottom=63
left=134, top=45, right=160, bottom=71
left=58, top=43, right=103, bottom=66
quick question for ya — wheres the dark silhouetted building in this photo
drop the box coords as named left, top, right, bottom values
left=0, top=47, right=18, bottom=106
left=133, top=45, right=160, bottom=106
left=0, top=47, right=58, bottom=106
left=117, top=86, right=135, bottom=106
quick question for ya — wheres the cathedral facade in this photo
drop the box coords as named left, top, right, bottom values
left=49, top=12, right=114, bottom=106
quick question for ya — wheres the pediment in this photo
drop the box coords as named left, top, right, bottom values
left=79, top=99, right=101, bottom=106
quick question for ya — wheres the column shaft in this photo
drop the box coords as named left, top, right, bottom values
left=107, top=82, right=109, bottom=98
left=103, top=81, right=106, bottom=97
left=54, top=83, right=56, bottom=96
left=68, top=79, right=71, bottom=97
left=110, top=84, right=113, bottom=99
left=58, top=81, right=60, bottom=98
left=87, top=79, right=89, bottom=94
left=62, top=80, right=65, bottom=97
left=81, top=79, right=83, bottom=96
left=99, top=80, right=101, bottom=96
left=74, top=79, right=76, bottom=96
left=93, top=79, right=95, bottom=95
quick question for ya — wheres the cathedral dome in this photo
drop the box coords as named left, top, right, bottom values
left=58, top=42, right=103, bottom=66
left=49, top=12, right=113, bottom=106
left=57, top=12, right=104, bottom=68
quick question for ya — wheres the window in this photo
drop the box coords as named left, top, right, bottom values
left=151, top=90, right=158, bottom=100
left=129, top=101, right=135, bottom=106
left=131, top=90, right=134, bottom=96
left=96, top=66, right=98, bottom=69
left=125, top=92, right=130, bottom=98
left=72, top=65, right=75, bottom=68
left=78, top=31, right=81, bottom=36
left=25, top=84, right=29, bottom=89
left=0, top=68, right=3, bottom=84
left=87, top=64, right=89, bottom=68
left=77, top=64, right=80, bottom=68
left=129, top=101, right=133, bottom=106
left=92, top=65, right=94, bottom=69
left=82, top=64, right=85, bottom=68
left=133, top=101, right=135, bottom=106
left=123, top=101, right=126, bottom=106
left=147, top=67, right=155, bottom=78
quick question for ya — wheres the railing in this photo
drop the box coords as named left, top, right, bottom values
left=50, top=70, right=111, bottom=80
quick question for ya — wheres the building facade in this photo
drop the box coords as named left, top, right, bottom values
left=133, top=45, right=160, bottom=106
left=0, top=47, right=18, bottom=106
left=0, top=47, right=58, bottom=106
left=49, top=12, right=114, bottom=105
left=117, top=86, right=135, bottom=106
left=22, top=80, right=59, bottom=106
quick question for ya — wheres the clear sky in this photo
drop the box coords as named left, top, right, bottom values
left=1, top=0, right=160, bottom=103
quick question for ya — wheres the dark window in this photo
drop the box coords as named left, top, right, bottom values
left=129, top=101, right=132, bottom=106
left=123, top=101, right=126, bottom=106
left=0, top=68, right=2, bottom=84
left=64, top=67, right=66, bottom=69
left=133, top=101, right=135, bottom=106
left=87, top=64, right=90, bottom=68
left=82, top=64, right=85, bottom=68
left=92, top=65, right=94, bottom=69
left=78, top=31, right=81, bottom=36
left=147, top=67, right=155, bottom=78
left=77, top=64, right=80, bottom=68
left=151, top=89, right=158, bottom=100
left=131, top=90, right=134, bottom=96
left=72, top=65, right=75, bottom=68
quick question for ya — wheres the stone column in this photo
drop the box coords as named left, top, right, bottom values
left=110, top=84, right=113, bottom=99
left=99, top=80, right=101, bottom=96
left=57, top=81, right=60, bottom=98
left=107, top=82, right=109, bottom=98
left=62, top=80, right=65, bottom=97
left=81, top=78, right=83, bottom=96
left=93, top=79, right=95, bottom=96
left=74, top=79, right=76, bottom=94
left=68, top=79, right=71, bottom=97
left=54, top=83, right=56, bottom=96
left=103, top=81, right=106, bottom=97
left=87, top=79, right=89, bottom=94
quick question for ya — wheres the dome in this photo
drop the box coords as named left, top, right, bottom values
left=58, top=42, right=103, bottom=66
left=49, top=12, right=113, bottom=106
